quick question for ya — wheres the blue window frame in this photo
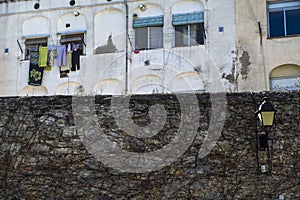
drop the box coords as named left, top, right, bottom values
left=268, top=1, right=300, bottom=38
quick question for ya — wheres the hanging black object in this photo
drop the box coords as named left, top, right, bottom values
left=34, top=3, right=40, bottom=9
left=70, top=0, right=76, bottom=6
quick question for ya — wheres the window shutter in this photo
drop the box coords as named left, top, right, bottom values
left=25, top=38, right=48, bottom=45
left=172, top=11, right=204, bottom=26
left=60, top=36, right=83, bottom=44
left=133, top=15, right=164, bottom=28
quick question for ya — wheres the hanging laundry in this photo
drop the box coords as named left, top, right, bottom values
left=29, top=49, right=39, bottom=65
left=46, top=45, right=57, bottom=71
left=65, top=51, right=72, bottom=70
left=60, top=43, right=72, bottom=76
left=45, top=50, right=53, bottom=71
left=38, top=46, right=48, bottom=67
left=67, top=43, right=72, bottom=52
left=65, top=43, right=72, bottom=70
left=71, top=44, right=81, bottom=71
left=28, top=50, right=44, bottom=86
left=56, top=45, right=66, bottom=67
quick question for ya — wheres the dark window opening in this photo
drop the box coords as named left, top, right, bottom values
left=268, top=1, right=300, bottom=38
left=135, top=27, right=163, bottom=50
left=24, top=37, right=47, bottom=60
left=60, top=33, right=85, bottom=55
left=174, top=23, right=204, bottom=47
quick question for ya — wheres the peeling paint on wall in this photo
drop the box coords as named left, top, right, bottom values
left=239, top=51, right=251, bottom=80
left=223, top=73, right=235, bottom=84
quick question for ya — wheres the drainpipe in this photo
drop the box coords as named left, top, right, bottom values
left=125, top=0, right=129, bottom=95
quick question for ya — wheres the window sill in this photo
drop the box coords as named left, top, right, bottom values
left=134, top=47, right=164, bottom=51
left=268, top=34, right=300, bottom=39
left=172, top=44, right=204, bottom=48
left=93, top=51, right=123, bottom=55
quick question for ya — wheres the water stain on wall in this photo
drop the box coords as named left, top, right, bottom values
left=239, top=51, right=251, bottom=80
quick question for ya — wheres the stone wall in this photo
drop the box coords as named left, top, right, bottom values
left=0, top=92, right=299, bottom=199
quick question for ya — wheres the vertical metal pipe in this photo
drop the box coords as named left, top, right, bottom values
left=125, top=0, right=129, bottom=95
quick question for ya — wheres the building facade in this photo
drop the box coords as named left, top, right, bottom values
left=0, top=0, right=236, bottom=96
left=236, top=0, right=300, bottom=92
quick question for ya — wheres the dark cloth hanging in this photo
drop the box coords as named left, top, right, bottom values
left=71, top=47, right=81, bottom=71
left=28, top=50, right=44, bottom=86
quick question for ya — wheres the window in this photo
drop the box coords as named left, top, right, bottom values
left=270, top=65, right=300, bottom=91
left=174, top=23, right=204, bottom=47
left=60, top=33, right=85, bottom=55
left=172, top=11, right=205, bottom=47
left=135, top=27, right=163, bottom=50
left=25, top=37, right=47, bottom=60
left=268, top=1, right=300, bottom=38
left=270, top=76, right=300, bottom=91
left=133, top=15, right=164, bottom=50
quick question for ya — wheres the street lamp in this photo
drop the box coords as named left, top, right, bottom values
left=256, top=97, right=276, bottom=148
left=257, top=97, right=276, bottom=127
left=256, top=97, right=276, bottom=172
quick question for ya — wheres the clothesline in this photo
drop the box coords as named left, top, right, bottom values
left=28, top=43, right=82, bottom=86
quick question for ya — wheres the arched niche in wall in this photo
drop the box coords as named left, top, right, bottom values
left=131, top=75, right=164, bottom=94
left=270, top=64, right=300, bottom=91
left=94, top=78, right=123, bottom=95
left=94, top=8, right=125, bottom=54
left=56, top=81, right=84, bottom=95
left=171, top=71, right=204, bottom=93
left=19, top=85, right=48, bottom=96
left=22, top=16, right=51, bottom=36
left=172, top=0, right=204, bottom=14
left=57, top=13, right=87, bottom=34
left=133, top=3, right=164, bottom=18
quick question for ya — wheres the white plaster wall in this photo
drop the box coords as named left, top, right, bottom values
left=0, top=0, right=236, bottom=96
left=133, top=3, right=163, bottom=18
left=57, top=13, right=87, bottom=34
left=94, top=8, right=125, bottom=52
left=23, top=16, right=51, bottom=36
left=172, top=0, right=204, bottom=14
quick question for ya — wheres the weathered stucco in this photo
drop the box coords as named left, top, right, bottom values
left=239, top=51, right=251, bottom=80
left=0, top=0, right=236, bottom=96
left=235, top=0, right=300, bottom=91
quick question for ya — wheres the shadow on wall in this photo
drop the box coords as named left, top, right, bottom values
left=94, top=35, right=117, bottom=54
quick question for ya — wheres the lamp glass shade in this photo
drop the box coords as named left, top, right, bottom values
left=257, top=97, right=276, bottom=127
left=259, top=111, right=275, bottom=126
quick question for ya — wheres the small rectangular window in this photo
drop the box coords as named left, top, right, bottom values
left=135, top=28, right=148, bottom=50
left=60, top=33, right=85, bottom=55
left=174, top=23, right=204, bottom=47
left=135, top=27, right=163, bottom=50
left=286, top=9, right=300, bottom=35
left=270, top=76, right=300, bottom=91
left=24, top=37, right=47, bottom=60
left=175, top=25, right=188, bottom=46
left=149, top=26, right=163, bottom=49
left=268, top=1, right=300, bottom=38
